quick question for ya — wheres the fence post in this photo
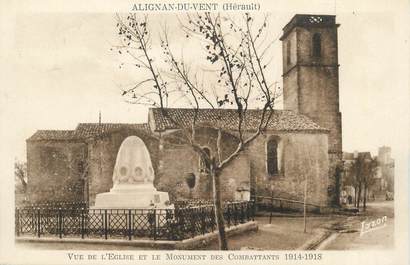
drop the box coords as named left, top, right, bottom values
left=246, top=202, right=252, bottom=221
left=128, top=209, right=132, bottom=241
left=15, top=208, right=20, bottom=236
left=226, top=205, right=231, bottom=227
left=245, top=203, right=249, bottom=221
left=37, top=208, right=41, bottom=238
left=191, top=209, right=196, bottom=238
left=233, top=204, right=238, bottom=225
left=81, top=208, right=85, bottom=239
left=153, top=209, right=157, bottom=240
left=58, top=208, right=62, bottom=239
left=201, top=208, right=206, bottom=235
left=104, top=209, right=108, bottom=240
left=167, top=209, right=174, bottom=240
left=174, top=208, right=182, bottom=240
left=241, top=203, right=245, bottom=223
left=252, top=201, right=255, bottom=221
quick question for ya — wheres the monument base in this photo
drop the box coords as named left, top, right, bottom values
left=92, top=184, right=172, bottom=209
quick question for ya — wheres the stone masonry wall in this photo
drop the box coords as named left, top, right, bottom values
left=26, top=140, right=87, bottom=203
left=27, top=128, right=329, bottom=208
left=248, top=132, right=329, bottom=206
left=156, top=127, right=246, bottom=201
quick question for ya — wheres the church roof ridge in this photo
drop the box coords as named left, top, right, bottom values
left=27, top=123, right=150, bottom=141
left=27, top=130, right=80, bottom=141
left=149, top=107, right=328, bottom=133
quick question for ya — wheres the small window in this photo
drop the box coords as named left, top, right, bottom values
left=286, top=40, right=291, bottom=66
left=267, top=139, right=279, bottom=175
left=199, top=147, right=211, bottom=173
left=312, top=33, right=321, bottom=57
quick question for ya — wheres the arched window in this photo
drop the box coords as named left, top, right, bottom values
left=286, top=40, right=291, bottom=66
left=267, top=139, right=279, bottom=176
left=312, top=33, right=321, bottom=57
left=199, top=147, right=211, bottom=173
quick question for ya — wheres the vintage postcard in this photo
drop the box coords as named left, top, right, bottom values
left=0, top=0, right=409, bottom=264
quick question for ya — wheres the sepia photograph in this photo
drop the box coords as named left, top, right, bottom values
left=0, top=0, right=409, bottom=264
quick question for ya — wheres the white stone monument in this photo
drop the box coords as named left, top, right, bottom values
left=92, top=136, right=171, bottom=209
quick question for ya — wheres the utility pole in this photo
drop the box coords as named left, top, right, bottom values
left=269, top=183, right=274, bottom=224
left=303, top=175, right=307, bottom=233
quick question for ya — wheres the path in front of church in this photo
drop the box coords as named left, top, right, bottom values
left=204, top=201, right=394, bottom=250
left=203, top=215, right=346, bottom=250
left=320, top=201, right=394, bottom=250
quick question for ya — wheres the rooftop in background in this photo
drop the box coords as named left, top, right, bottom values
left=280, top=14, right=338, bottom=40
left=27, top=123, right=150, bottom=141
left=149, top=108, right=327, bottom=133
left=343, top=151, right=372, bottom=161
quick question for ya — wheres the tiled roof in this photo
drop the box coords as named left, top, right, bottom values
left=27, top=123, right=150, bottom=141
left=75, top=123, right=150, bottom=137
left=27, top=130, right=80, bottom=141
left=149, top=108, right=327, bottom=132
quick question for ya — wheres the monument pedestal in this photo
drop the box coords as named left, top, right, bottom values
left=92, top=183, right=172, bottom=209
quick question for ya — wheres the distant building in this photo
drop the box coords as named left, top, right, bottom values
left=341, top=147, right=394, bottom=204
left=376, top=146, right=394, bottom=193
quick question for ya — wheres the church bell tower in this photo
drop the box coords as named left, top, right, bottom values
left=280, top=14, right=342, bottom=206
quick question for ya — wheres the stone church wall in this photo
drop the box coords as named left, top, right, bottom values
left=155, top=127, right=247, bottom=201
left=26, top=140, right=87, bottom=203
left=248, top=132, right=329, bottom=206
left=26, top=128, right=329, bottom=208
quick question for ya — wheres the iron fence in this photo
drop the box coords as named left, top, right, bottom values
left=15, top=201, right=255, bottom=241
left=18, top=201, right=87, bottom=209
left=256, top=196, right=322, bottom=213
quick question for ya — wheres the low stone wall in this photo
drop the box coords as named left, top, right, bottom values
left=15, top=221, right=258, bottom=250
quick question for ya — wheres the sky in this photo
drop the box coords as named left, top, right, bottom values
left=1, top=1, right=409, bottom=161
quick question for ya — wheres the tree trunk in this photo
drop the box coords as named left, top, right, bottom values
left=353, top=186, right=357, bottom=207
left=303, top=177, right=307, bottom=233
left=357, top=183, right=362, bottom=208
left=21, top=181, right=27, bottom=194
left=363, top=186, right=367, bottom=210
left=354, top=186, right=358, bottom=207
left=211, top=165, right=228, bottom=250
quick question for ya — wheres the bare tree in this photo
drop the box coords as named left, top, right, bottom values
left=346, top=156, right=363, bottom=208
left=114, top=12, right=280, bottom=250
left=14, top=160, right=27, bottom=193
left=362, top=157, right=378, bottom=210
left=344, top=153, right=377, bottom=209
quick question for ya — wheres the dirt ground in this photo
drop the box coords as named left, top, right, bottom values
left=323, top=201, right=394, bottom=250
left=203, top=215, right=345, bottom=250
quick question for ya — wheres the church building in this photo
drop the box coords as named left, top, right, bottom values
left=26, top=14, right=342, bottom=208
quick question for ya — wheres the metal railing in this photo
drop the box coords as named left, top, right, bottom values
left=256, top=196, right=322, bottom=213
left=19, top=201, right=87, bottom=209
left=15, top=201, right=255, bottom=241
